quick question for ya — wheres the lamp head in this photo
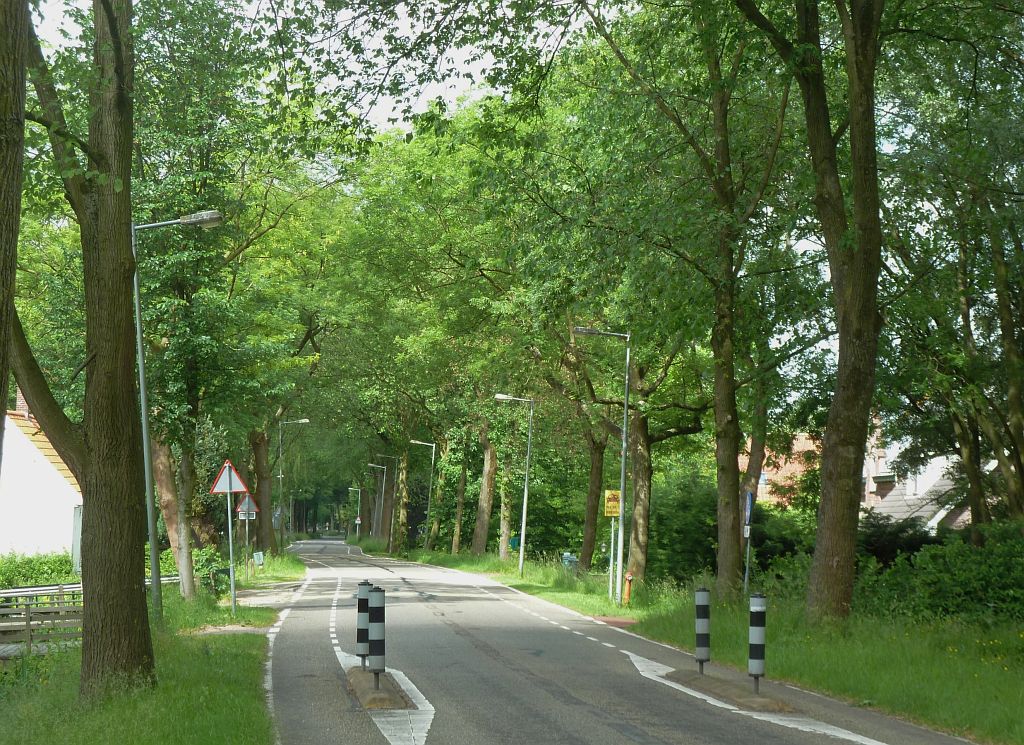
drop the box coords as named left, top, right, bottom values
left=179, top=210, right=223, bottom=229
left=494, top=393, right=514, bottom=401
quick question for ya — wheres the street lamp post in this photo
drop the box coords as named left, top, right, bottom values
left=348, top=487, right=362, bottom=538
left=368, top=464, right=387, bottom=536
left=277, top=418, right=310, bottom=540
left=410, top=439, right=436, bottom=548
left=574, top=325, right=630, bottom=603
left=132, top=209, right=222, bottom=619
left=495, top=394, right=535, bottom=577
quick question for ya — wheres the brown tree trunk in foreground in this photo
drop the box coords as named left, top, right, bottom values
left=0, top=0, right=28, bottom=471
left=735, top=0, right=886, bottom=619
left=625, top=415, right=653, bottom=582
left=579, top=431, right=607, bottom=571
left=471, top=424, right=497, bottom=555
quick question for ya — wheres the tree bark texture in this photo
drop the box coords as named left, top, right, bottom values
left=0, top=0, right=28, bottom=472
left=425, top=440, right=449, bottom=550
left=451, top=447, right=468, bottom=553
left=950, top=411, right=990, bottom=545
left=471, top=424, right=497, bottom=555
left=380, top=460, right=396, bottom=547
left=250, top=429, right=277, bottom=554
left=734, top=0, right=886, bottom=620
left=579, top=430, right=607, bottom=571
left=152, top=438, right=180, bottom=559
left=75, top=0, right=156, bottom=692
left=174, top=441, right=196, bottom=600
left=626, top=414, right=653, bottom=581
left=498, top=466, right=511, bottom=561
left=394, top=450, right=410, bottom=551
left=712, top=273, right=743, bottom=595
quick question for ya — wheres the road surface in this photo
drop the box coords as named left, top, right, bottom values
left=257, top=539, right=972, bottom=745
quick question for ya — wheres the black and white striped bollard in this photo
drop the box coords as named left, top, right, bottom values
left=356, top=580, right=372, bottom=669
left=695, top=587, right=710, bottom=674
left=748, top=593, right=766, bottom=694
left=369, top=586, right=386, bottom=690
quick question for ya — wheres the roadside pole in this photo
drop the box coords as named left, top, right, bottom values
left=210, top=460, right=250, bottom=616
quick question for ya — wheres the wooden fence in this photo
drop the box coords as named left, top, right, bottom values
left=0, top=585, right=84, bottom=654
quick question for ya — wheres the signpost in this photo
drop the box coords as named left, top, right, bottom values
left=235, top=493, right=259, bottom=581
left=604, top=490, right=621, bottom=600
left=743, top=491, right=755, bottom=595
left=210, top=460, right=249, bottom=615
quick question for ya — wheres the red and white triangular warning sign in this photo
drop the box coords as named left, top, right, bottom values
left=210, top=460, right=249, bottom=494
left=235, top=493, right=259, bottom=513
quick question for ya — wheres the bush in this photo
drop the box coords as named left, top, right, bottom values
left=149, top=546, right=230, bottom=596
left=857, top=509, right=941, bottom=566
left=855, top=522, right=1024, bottom=621
left=0, top=552, right=78, bottom=589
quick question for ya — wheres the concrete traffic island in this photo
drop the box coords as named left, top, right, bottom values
left=346, top=667, right=413, bottom=710
left=666, top=668, right=796, bottom=714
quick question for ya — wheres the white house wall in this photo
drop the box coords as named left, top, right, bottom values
left=0, top=418, right=82, bottom=555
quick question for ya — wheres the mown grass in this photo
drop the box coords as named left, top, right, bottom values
left=0, top=588, right=276, bottom=745
left=408, top=550, right=1024, bottom=745
left=235, top=550, right=307, bottom=588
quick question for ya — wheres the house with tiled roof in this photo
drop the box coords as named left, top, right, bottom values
left=0, top=391, right=83, bottom=557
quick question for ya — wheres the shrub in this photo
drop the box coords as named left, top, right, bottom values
left=0, top=552, right=78, bottom=589
left=857, top=509, right=940, bottom=566
left=854, top=522, right=1024, bottom=621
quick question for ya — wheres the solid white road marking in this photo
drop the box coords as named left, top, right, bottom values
left=330, top=578, right=435, bottom=745
left=623, top=651, right=892, bottom=744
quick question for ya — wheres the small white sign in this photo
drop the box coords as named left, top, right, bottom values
left=354, top=516, right=362, bottom=525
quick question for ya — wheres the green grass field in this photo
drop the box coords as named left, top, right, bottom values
left=0, top=589, right=277, bottom=745
left=408, top=550, right=1024, bottom=745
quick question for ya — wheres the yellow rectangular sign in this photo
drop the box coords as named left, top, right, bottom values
left=604, top=490, right=621, bottom=517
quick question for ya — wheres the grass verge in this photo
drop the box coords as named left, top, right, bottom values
left=408, top=549, right=1024, bottom=745
left=235, top=550, right=307, bottom=588
left=0, top=588, right=276, bottom=745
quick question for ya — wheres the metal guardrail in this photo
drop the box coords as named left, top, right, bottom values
left=0, top=575, right=181, bottom=600
left=0, top=576, right=181, bottom=657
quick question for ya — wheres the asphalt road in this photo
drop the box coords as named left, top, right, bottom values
left=259, top=539, right=973, bottom=745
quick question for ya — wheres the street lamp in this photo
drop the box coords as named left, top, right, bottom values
left=348, top=487, right=362, bottom=538
left=368, top=463, right=387, bottom=536
left=410, top=439, right=436, bottom=548
left=132, top=209, right=222, bottom=619
left=278, top=418, right=310, bottom=540
left=574, top=325, right=631, bottom=603
left=495, top=393, right=535, bottom=577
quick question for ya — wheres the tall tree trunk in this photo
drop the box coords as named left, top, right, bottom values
left=250, top=429, right=277, bottom=554
left=175, top=444, right=197, bottom=600
left=358, top=476, right=373, bottom=540
left=0, top=0, right=28, bottom=471
left=380, top=461, right=396, bottom=547
left=712, top=271, right=742, bottom=595
left=393, top=450, right=410, bottom=551
left=498, top=465, right=511, bottom=561
left=579, top=430, right=607, bottom=571
left=625, top=414, right=653, bottom=581
left=471, top=423, right=497, bottom=555
left=451, top=445, right=468, bottom=554
left=739, top=389, right=769, bottom=557
left=950, top=411, right=990, bottom=545
left=80, top=0, right=154, bottom=692
left=152, top=437, right=180, bottom=564
left=425, top=440, right=449, bottom=550
left=735, top=0, right=886, bottom=620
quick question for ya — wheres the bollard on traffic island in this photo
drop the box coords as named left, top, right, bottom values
left=368, top=586, right=386, bottom=690
left=695, top=587, right=710, bottom=675
left=748, top=593, right=766, bottom=694
left=356, top=580, right=372, bottom=669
